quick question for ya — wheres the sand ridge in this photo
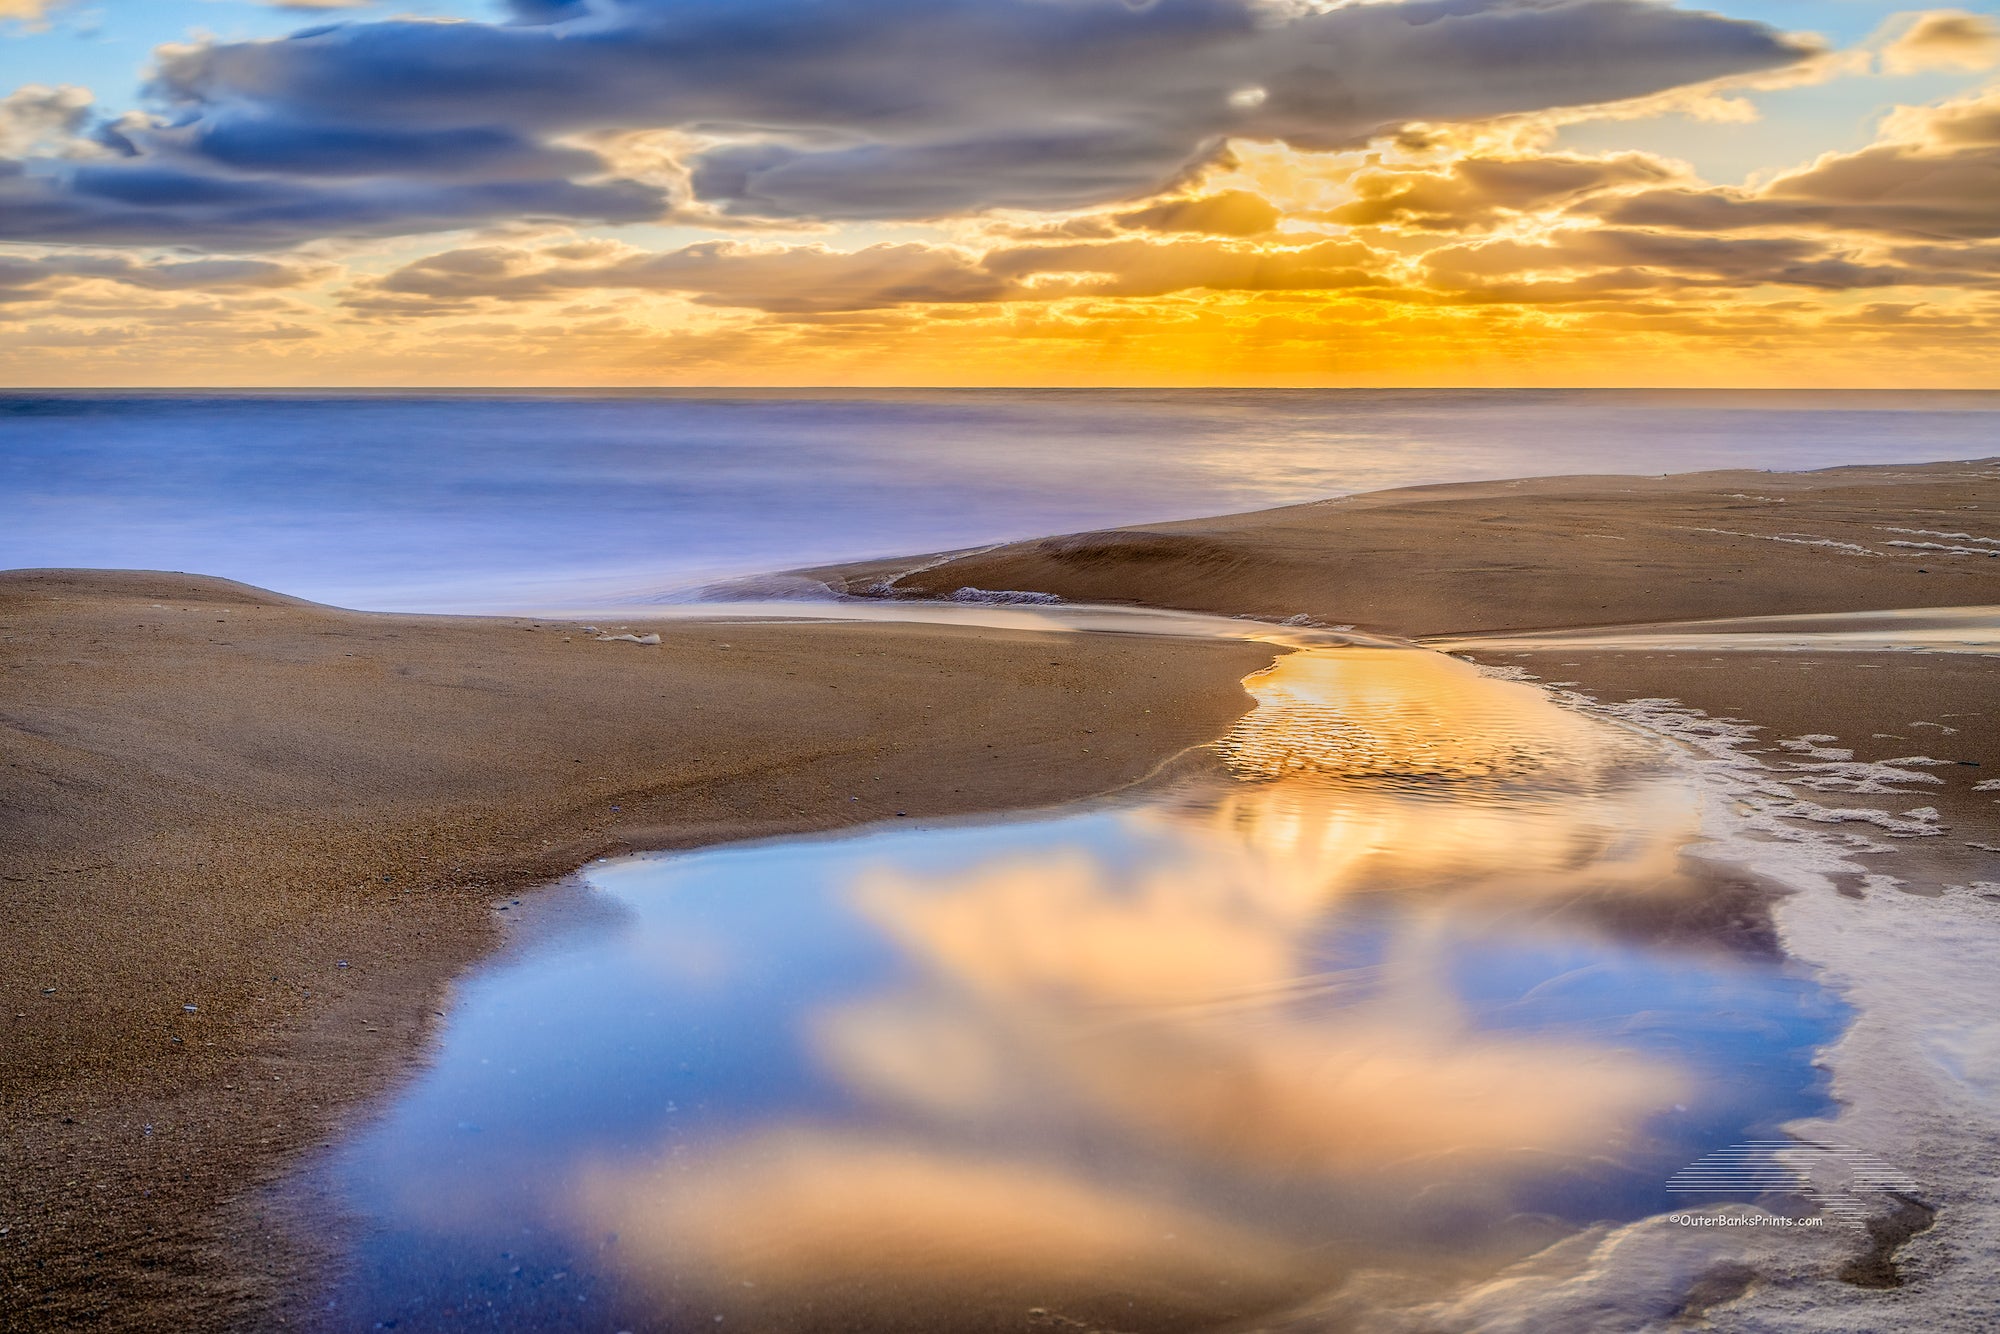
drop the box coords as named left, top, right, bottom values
left=823, top=458, right=2000, bottom=636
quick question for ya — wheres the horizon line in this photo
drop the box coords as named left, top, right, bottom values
left=8, top=385, right=2000, bottom=395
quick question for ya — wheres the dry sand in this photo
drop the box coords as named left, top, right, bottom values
left=8, top=457, right=2000, bottom=1329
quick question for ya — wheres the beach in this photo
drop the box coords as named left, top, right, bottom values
left=833, top=453, right=2000, bottom=873
left=13, top=0, right=2000, bottom=1319
left=829, top=458, right=2000, bottom=635
left=6, top=457, right=2000, bottom=1329
left=0, top=572, right=1271, bottom=1328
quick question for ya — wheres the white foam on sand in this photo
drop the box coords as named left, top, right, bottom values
left=1678, top=528, right=1881, bottom=556
left=1282, top=669, right=2000, bottom=1332
left=1881, top=527, right=2000, bottom=546
left=944, top=586, right=1065, bottom=605
left=1884, top=540, right=2000, bottom=558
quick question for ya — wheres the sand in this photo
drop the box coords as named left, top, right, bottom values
left=8, top=457, right=2000, bottom=1329
left=0, top=570, right=1272, bottom=1330
left=1470, top=648, right=2000, bottom=881
left=822, top=454, right=2000, bottom=871
left=826, top=457, right=2000, bottom=635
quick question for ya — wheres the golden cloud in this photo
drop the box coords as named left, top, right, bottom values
left=1882, top=9, right=2000, bottom=74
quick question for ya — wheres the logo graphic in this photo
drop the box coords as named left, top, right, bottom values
left=1666, top=1140, right=1921, bottom=1225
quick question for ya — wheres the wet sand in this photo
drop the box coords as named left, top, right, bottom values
left=1451, top=648, right=2000, bottom=890
left=0, top=570, right=1271, bottom=1330
left=824, top=453, right=2000, bottom=867
left=8, top=456, right=2000, bottom=1329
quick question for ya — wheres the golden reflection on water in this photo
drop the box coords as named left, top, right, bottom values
left=1222, top=647, right=1636, bottom=785
left=571, top=646, right=1730, bottom=1330
left=1207, top=648, right=1702, bottom=903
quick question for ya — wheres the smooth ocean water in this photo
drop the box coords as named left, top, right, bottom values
left=5, top=389, right=1998, bottom=612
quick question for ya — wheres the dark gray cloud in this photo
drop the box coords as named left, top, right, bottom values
left=0, top=163, right=666, bottom=248
left=684, top=126, right=1219, bottom=221
left=153, top=116, right=605, bottom=181
left=0, top=0, right=1810, bottom=246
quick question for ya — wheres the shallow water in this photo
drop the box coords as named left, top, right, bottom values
left=5, top=388, right=1997, bottom=612
left=309, top=635, right=1847, bottom=1332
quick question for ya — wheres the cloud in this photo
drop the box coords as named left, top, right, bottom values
left=0, top=0, right=65, bottom=22
left=1113, top=189, right=1280, bottom=237
left=0, top=166, right=667, bottom=249
left=0, top=86, right=93, bottom=158
left=359, top=183, right=2000, bottom=321
left=1882, top=9, right=2000, bottom=74
left=363, top=241, right=1015, bottom=314
left=0, top=252, right=325, bottom=304
left=1597, top=88, right=2000, bottom=242
left=18, top=7, right=2000, bottom=383
left=989, top=189, right=1285, bottom=241
left=353, top=231, right=1407, bottom=315
left=1326, top=152, right=1680, bottom=231
left=1421, top=228, right=1974, bottom=303
left=0, top=0, right=1813, bottom=244
left=146, top=116, right=605, bottom=182
left=986, top=235, right=1391, bottom=298
left=575, top=1134, right=1310, bottom=1331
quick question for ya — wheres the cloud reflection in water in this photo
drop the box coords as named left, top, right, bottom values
left=322, top=645, right=1843, bottom=1332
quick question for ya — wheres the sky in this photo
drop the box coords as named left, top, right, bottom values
left=1, top=0, right=1997, bottom=387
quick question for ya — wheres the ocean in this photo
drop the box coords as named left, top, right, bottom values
left=5, top=388, right=1997, bottom=612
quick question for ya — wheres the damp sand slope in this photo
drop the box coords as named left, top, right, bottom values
left=826, top=457, right=2000, bottom=635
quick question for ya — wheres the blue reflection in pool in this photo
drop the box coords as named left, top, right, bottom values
left=314, top=647, right=1847, bottom=1333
